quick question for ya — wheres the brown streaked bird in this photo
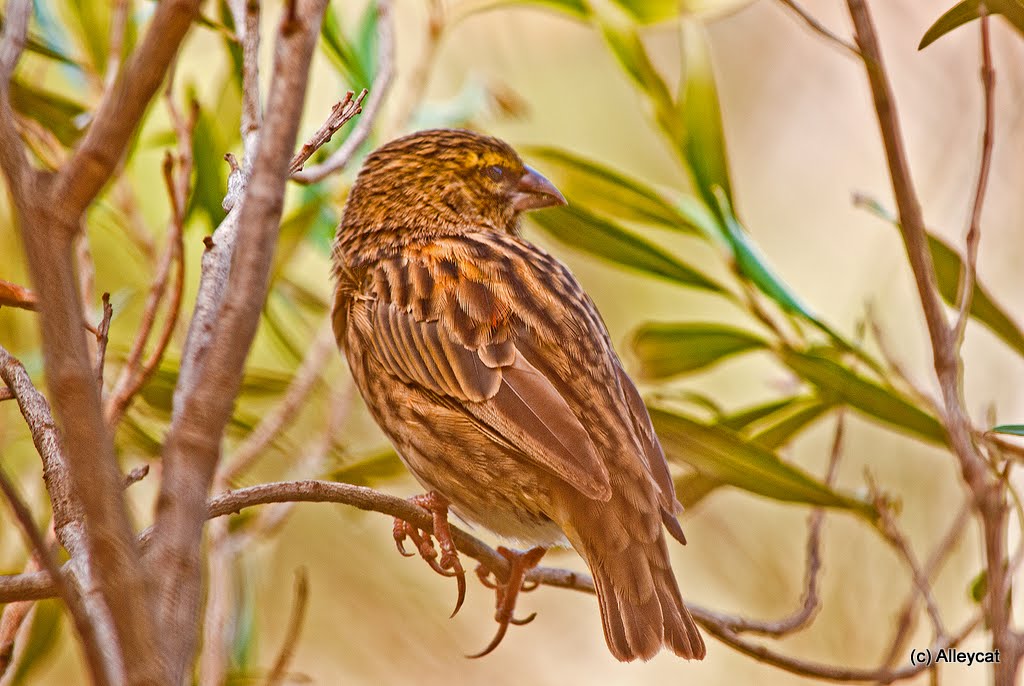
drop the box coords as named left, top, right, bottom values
left=331, top=128, right=705, bottom=662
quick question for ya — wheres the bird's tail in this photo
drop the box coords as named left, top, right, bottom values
left=578, top=525, right=705, bottom=662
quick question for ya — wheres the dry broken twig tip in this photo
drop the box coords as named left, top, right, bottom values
left=289, top=89, right=367, bottom=175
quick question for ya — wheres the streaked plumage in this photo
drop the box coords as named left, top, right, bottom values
left=331, top=128, right=705, bottom=662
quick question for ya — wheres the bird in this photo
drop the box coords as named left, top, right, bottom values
left=330, top=128, right=705, bottom=662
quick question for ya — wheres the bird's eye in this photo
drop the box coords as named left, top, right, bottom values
left=485, top=165, right=505, bottom=182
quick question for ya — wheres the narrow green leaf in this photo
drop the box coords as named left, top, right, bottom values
left=529, top=204, right=727, bottom=292
left=860, top=198, right=1024, bottom=358
left=9, top=80, right=87, bottom=146
left=331, top=450, right=406, bottom=486
left=673, top=472, right=725, bottom=508
left=610, top=0, right=683, bottom=25
left=0, top=13, right=81, bottom=66
left=523, top=146, right=703, bottom=235
left=64, top=0, right=110, bottom=73
left=595, top=17, right=675, bottom=121
left=11, top=599, right=63, bottom=686
left=680, top=20, right=733, bottom=213
left=271, top=193, right=327, bottom=284
left=714, top=190, right=822, bottom=324
left=651, top=407, right=875, bottom=517
left=920, top=0, right=1024, bottom=50
left=319, top=2, right=376, bottom=87
left=719, top=396, right=801, bottom=431
left=631, top=322, right=767, bottom=379
left=780, top=349, right=947, bottom=445
left=991, top=424, right=1024, bottom=437
left=748, top=398, right=836, bottom=450
left=928, top=234, right=1024, bottom=358
left=968, top=569, right=987, bottom=603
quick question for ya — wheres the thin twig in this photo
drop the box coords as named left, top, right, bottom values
left=881, top=499, right=972, bottom=669
left=735, top=412, right=845, bottom=636
left=866, top=473, right=947, bottom=642
left=951, top=12, right=995, bottom=351
left=94, top=292, right=113, bottom=393
left=290, top=0, right=394, bottom=185
left=220, top=321, right=336, bottom=482
left=0, top=467, right=107, bottom=683
left=227, top=0, right=262, bottom=167
left=288, top=89, right=366, bottom=175
left=265, top=569, right=309, bottom=686
left=776, top=0, right=861, bottom=57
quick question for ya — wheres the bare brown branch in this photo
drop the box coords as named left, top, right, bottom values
left=147, top=2, right=330, bottom=679
left=846, top=2, right=1021, bottom=680
left=290, top=0, right=394, bottom=185
left=55, top=0, right=202, bottom=216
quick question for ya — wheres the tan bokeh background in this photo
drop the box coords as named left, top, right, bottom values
left=1, top=0, right=1023, bottom=683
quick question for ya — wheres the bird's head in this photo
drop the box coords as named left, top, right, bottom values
left=341, top=128, right=566, bottom=239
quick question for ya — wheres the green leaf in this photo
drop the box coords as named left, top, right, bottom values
left=748, top=398, right=836, bottom=450
left=673, top=472, right=725, bottom=508
left=968, top=568, right=987, bottom=603
left=331, top=450, right=406, bottom=486
left=780, top=349, right=947, bottom=445
left=928, top=234, right=1024, bottom=358
left=713, top=190, right=824, bottom=325
left=595, top=17, right=675, bottom=125
left=680, top=20, right=733, bottom=214
left=522, top=146, right=704, bottom=235
left=651, top=407, right=875, bottom=517
left=9, top=79, right=87, bottom=146
left=320, top=1, right=378, bottom=87
left=529, top=204, right=727, bottom=292
left=0, top=12, right=81, bottom=66
left=631, top=322, right=767, bottom=379
left=11, top=599, right=63, bottom=686
left=920, top=0, right=1024, bottom=50
left=992, top=424, right=1024, bottom=437
left=64, top=0, right=110, bottom=73
left=859, top=197, right=1024, bottom=358
left=470, top=0, right=590, bottom=21
left=720, top=396, right=801, bottom=431
left=271, top=193, right=328, bottom=284
left=610, top=0, right=683, bottom=23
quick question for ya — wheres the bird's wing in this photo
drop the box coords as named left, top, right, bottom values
left=350, top=240, right=612, bottom=501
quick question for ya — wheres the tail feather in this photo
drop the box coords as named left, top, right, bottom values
left=586, top=533, right=705, bottom=662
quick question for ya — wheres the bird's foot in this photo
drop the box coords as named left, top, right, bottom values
left=468, top=546, right=547, bottom=658
left=393, top=491, right=467, bottom=617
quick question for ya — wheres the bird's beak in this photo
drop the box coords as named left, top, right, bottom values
left=511, top=165, right=567, bottom=212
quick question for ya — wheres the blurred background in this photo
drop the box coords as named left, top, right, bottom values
left=1, top=0, right=1023, bottom=683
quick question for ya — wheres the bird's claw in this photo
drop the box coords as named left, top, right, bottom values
left=392, top=492, right=467, bottom=618
left=467, top=546, right=546, bottom=659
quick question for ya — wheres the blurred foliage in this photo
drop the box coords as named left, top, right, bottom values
left=2, top=0, right=1024, bottom=682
